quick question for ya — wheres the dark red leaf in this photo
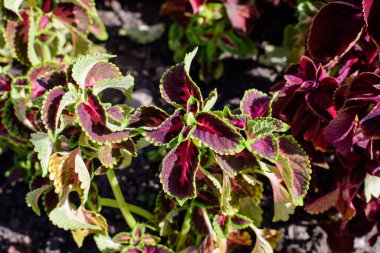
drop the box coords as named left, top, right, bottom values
left=241, top=89, right=270, bottom=120
left=230, top=214, right=252, bottom=229
left=215, top=149, right=257, bottom=176
left=307, top=2, right=364, bottom=65
left=160, top=64, right=202, bottom=109
left=77, top=90, right=131, bottom=143
left=128, top=106, right=169, bottom=129
left=194, top=112, right=243, bottom=155
left=348, top=72, right=380, bottom=102
left=324, top=106, right=358, bottom=156
left=305, top=77, right=338, bottom=120
left=145, top=109, right=185, bottom=145
left=194, top=190, right=219, bottom=208
left=161, top=139, right=200, bottom=199
left=0, top=74, right=12, bottom=92
left=42, top=87, right=66, bottom=131
left=363, top=0, right=380, bottom=46
left=360, top=103, right=380, bottom=139
left=29, top=64, right=67, bottom=98
left=36, top=71, right=67, bottom=91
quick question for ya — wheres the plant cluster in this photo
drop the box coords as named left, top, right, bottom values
left=2, top=0, right=380, bottom=252
left=0, top=47, right=312, bottom=252
left=161, top=0, right=259, bottom=80
left=271, top=0, right=380, bottom=251
left=0, top=0, right=107, bottom=67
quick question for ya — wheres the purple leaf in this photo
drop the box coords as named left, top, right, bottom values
left=161, top=139, right=200, bottom=199
left=106, top=106, right=125, bottom=123
left=194, top=190, right=219, bottom=208
left=360, top=103, right=380, bottom=139
left=160, top=64, right=202, bottom=109
left=348, top=72, right=380, bottom=102
left=324, top=106, right=358, bottom=156
left=284, top=56, right=317, bottom=86
left=363, top=0, right=380, bottom=47
left=249, top=135, right=278, bottom=162
left=215, top=149, right=258, bottom=176
left=305, top=77, right=338, bottom=120
left=0, top=74, right=12, bottom=92
left=226, top=113, right=248, bottom=130
left=76, top=90, right=131, bottom=144
left=144, top=109, right=185, bottom=145
left=128, top=106, right=169, bottom=129
left=193, top=112, right=243, bottom=155
left=307, top=2, right=364, bottom=65
left=240, top=89, right=270, bottom=120
left=41, top=87, right=66, bottom=131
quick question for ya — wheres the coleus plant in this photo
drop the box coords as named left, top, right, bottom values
left=271, top=0, right=380, bottom=249
left=0, top=0, right=107, bottom=66
left=161, top=0, right=258, bottom=81
left=20, top=49, right=312, bottom=252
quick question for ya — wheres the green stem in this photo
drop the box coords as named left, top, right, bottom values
left=176, top=205, right=192, bottom=252
left=99, top=197, right=154, bottom=221
left=106, top=169, right=137, bottom=229
left=40, top=44, right=52, bottom=62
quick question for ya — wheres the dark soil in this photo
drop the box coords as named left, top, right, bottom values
left=0, top=1, right=336, bottom=252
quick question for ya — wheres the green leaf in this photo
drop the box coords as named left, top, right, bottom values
left=199, top=167, right=222, bottom=193
left=364, top=174, right=380, bottom=202
left=48, top=149, right=91, bottom=203
left=213, top=214, right=230, bottom=238
left=94, top=234, right=121, bottom=252
left=239, top=198, right=263, bottom=227
left=71, top=54, right=115, bottom=88
left=31, top=132, right=53, bottom=177
left=54, top=90, right=80, bottom=134
left=261, top=162, right=296, bottom=222
left=98, top=144, right=116, bottom=168
left=27, top=10, right=40, bottom=66
left=26, top=185, right=50, bottom=216
left=203, top=89, right=217, bottom=112
left=74, top=150, right=91, bottom=203
left=11, top=81, right=36, bottom=131
left=276, top=136, right=311, bottom=205
left=92, top=75, right=134, bottom=98
left=246, top=118, right=277, bottom=137
left=251, top=225, right=274, bottom=253
left=119, top=23, right=165, bottom=44
left=184, top=47, right=198, bottom=74
left=3, top=0, right=23, bottom=20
